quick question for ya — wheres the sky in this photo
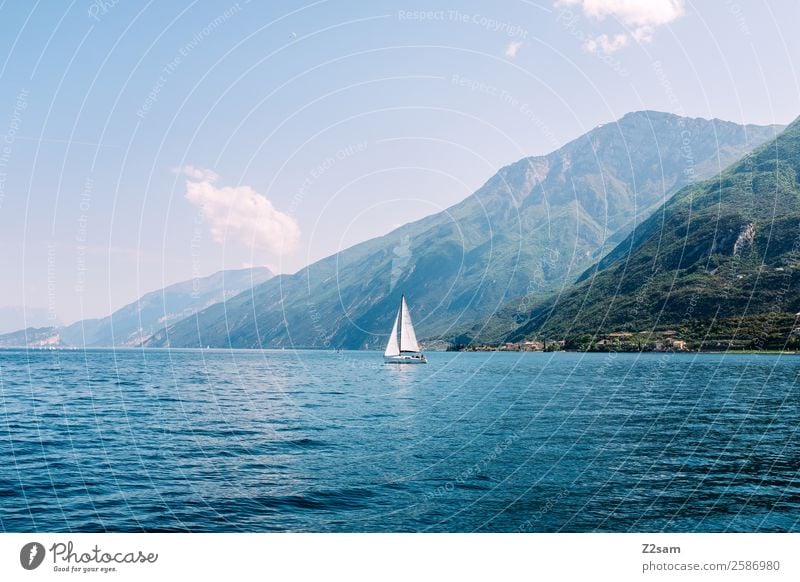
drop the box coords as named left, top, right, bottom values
left=0, top=0, right=798, bottom=328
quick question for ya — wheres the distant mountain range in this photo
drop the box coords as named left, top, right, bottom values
left=143, top=111, right=783, bottom=349
left=498, top=115, right=800, bottom=350
left=0, top=267, right=272, bottom=348
left=0, top=306, right=60, bottom=335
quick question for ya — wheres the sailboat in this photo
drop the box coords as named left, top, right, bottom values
left=384, top=295, right=427, bottom=364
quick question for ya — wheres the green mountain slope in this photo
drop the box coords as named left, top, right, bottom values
left=504, top=115, right=800, bottom=350
left=144, top=111, right=782, bottom=349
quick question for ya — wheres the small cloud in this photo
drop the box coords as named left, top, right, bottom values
left=585, top=32, right=629, bottom=53
left=505, top=41, right=524, bottom=58
left=631, top=25, right=656, bottom=42
left=557, top=0, right=685, bottom=53
left=181, top=167, right=300, bottom=255
left=172, top=165, right=219, bottom=183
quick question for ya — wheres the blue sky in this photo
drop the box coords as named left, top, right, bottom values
left=0, top=0, right=798, bottom=326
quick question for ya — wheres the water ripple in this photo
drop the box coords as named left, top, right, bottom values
left=1, top=349, right=798, bottom=531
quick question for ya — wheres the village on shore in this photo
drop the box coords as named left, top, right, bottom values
left=448, top=329, right=799, bottom=353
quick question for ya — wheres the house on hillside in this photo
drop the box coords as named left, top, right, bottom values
left=522, top=341, right=544, bottom=351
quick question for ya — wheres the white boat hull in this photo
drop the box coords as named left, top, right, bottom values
left=384, top=353, right=427, bottom=364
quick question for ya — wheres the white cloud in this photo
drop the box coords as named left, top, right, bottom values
left=172, top=164, right=220, bottom=183
left=560, top=0, right=684, bottom=28
left=585, top=32, right=629, bottom=53
left=557, top=0, right=684, bottom=52
left=505, top=41, right=524, bottom=58
left=182, top=168, right=300, bottom=255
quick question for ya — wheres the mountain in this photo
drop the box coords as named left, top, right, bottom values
left=0, top=306, right=60, bottom=335
left=0, top=267, right=272, bottom=348
left=503, top=115, right=800, bottom=349
left=144, top=111, right=783, bottom=349
left=0, top=326, right=65, bottom=348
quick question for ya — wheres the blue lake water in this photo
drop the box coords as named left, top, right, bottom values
left=0, top=349, right=798, bottom=532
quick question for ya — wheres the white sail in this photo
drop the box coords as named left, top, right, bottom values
left=399, top=296, right=420, bottom=353
left=384, top=306, right=400, bottom=357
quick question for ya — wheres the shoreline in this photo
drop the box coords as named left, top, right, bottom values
left=1, top=346, right=798, bottom=355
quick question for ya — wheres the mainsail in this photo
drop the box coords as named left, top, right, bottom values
left=399, top=296, right=420, bottom=353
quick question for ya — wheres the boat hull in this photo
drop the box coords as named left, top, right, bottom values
left=384, top=354, right=427, bottom=364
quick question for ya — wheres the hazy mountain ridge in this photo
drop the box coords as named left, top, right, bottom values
left=0, top=306, right=60, bottom=335
left=144, top=111, right=783, bottom=349
left=0, top=267, right=272, bottom=348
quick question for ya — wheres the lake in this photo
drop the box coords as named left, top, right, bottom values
left=1, top=349, right=798, bottom=532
